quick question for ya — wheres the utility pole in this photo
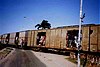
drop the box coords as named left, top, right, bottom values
left=77, top=0, right=83, bottom=67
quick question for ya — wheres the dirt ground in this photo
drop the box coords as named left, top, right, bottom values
left=0, top=49, right=77, bottom=67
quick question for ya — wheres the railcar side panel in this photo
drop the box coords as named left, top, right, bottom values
left=0, top=35, right=1, bottom=42
left=2, top=35, right=5, bottom=43
left=98, top=26, right=100, bottom=51
left=19, top=31, right=26, bottom=38
left=27, top=31, right=32, bottom=46
left=30, top=31, right=34, bottom=46
left=50, top=29, right=56, bottom=48
left=46, top=30, right=51, bottom=48
left=1, top=35, right=4, bottom=44
left=61, top=28, right=67, bottom=49
left=82, top=27, right=89, bottom=51
left=90, top=26, right=98, bottom=51
left=55, top=29, right=62, bottom=48
left=3, top=34, right=7, bottom=44
left=0, top=35, right=3, bottom=44
left=9, top=33, right=16, bottom=45
left=34, top=31, right=38, bottom=46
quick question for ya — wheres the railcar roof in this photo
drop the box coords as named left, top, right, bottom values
left=0, top=24, right=100, bottom=35
left=56, top=24, right=100, bottom=29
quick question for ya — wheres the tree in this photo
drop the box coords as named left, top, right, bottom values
left=35, top=20, right=51, bottom=30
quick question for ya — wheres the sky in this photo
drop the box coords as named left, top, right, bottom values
left=0, top=0, right=100, bottom=35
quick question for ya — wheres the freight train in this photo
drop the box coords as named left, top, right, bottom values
left=0, top=24, right=100, bottom=52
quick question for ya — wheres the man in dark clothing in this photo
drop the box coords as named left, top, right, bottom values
left=83, top=54, right=87, bottom=67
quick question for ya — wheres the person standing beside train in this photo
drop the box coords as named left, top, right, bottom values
left=15, top=37, right=19, bottom=48
left=20, top=39, right=24, bottom=49
left=19, top=39, right=22, bottom=48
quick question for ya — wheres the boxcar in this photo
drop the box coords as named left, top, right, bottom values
left=0, top=24, right=100, bottom=52
left=29, top=24, right=100, bottom=52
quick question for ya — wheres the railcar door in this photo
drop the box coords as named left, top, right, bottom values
left=5, top=34, right=10, bottom=44
left=66, top=30, right=79, bottom=48
left=15, top=32, right=19, bottom=46
left=36, top=32, right=46, bottom=46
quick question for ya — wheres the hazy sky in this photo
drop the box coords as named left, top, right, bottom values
left=0, top=0, right=99, bottom=35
